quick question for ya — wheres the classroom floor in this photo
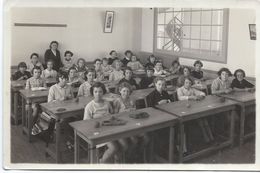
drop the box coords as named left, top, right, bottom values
left=11, top=123, right=255, bottom=164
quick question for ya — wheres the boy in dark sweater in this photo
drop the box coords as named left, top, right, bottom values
left=140, top=67, right=155, bottom=89
left=12, top=62, right=31, bottom=81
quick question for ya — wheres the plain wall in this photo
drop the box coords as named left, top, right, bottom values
left=141, top=8, right=256, bottom=77
left=11, top=7, right=142, bottom=66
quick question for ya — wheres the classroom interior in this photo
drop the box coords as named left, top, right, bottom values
left=9, top=7, right=256, bottom=164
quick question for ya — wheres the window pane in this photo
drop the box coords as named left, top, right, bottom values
left=191, top=26, right=200, bottom=39
left=211, top=41, right=222, bottom=52
left=211, top=26, right=222, bottom=40
left=157, top=25, right=165, bottom=37
left=157, top=13, right=165, bottom=24
left=182, top=26, right=190, bottom=39
left=200, top=40, right=210, bottom=50
left=165, top=12, right=173, bottom=24
left=212, top=10, right=223, bottom=25
left=201, top=26, right=211, bottom=40
left=182, top=39, right=190, bottom=49
left=201, top=11, right=212, bottom=25
left=182, top=11, right=191, bottom=24
left=157, top=37, right=164, bottom=49
left=191, top=11, right=201, bottom=25
left=191, top=40, right=200, bottom=50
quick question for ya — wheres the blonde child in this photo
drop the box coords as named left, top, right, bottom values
left=109, top=60, right=124, bottom=82
left=41, top=60, right=58, bottom=79
left=127, top=55, right=144, bottom=71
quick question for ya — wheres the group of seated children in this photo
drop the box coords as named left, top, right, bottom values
left=13, top=50, right=255, bottom=163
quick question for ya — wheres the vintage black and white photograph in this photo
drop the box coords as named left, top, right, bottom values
left=4, top=1, right=259, bottom=171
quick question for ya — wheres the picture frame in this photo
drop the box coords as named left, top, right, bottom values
left=104, top=11, right=114, bottom=33
left=249, top=24, right=256, bottom=40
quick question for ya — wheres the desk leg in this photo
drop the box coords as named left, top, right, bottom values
left=230, top=110, right=235, bottom=147
left=74, top=130, right=79, bottom=163
left=169, top=126, right=175, bottom=163
left=144, top=98, right=148, bottom=108
left=90, top=145, right=97, bottom=163
left=239, top=106, right=245, bottom=146
left=13, top=91, right=19, bottom=125
left=26, top=100, right=32, bottom=142
left=22, top=97, right=25, bottom=128
left=179, top=124, right=184, bottom=163
left=56, top=120, right=61, bottom=163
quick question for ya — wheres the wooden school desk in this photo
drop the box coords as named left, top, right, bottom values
left=130, top=88, right=154, bottom=107
left=11, top=80, right=26, bottom=125
left=156, top=95, right=237, bottom=162
left=69, top=107, right=178, bottom=163
left=218, top=91, right=256, bottom=145
left=11, top=78, right=57, bottom=125
left=19, top=86, right=78, bottom=142
left=40, top=93, right=120, bottom=163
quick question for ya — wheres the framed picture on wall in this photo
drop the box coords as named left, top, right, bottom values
left=249, top=24, right=256, bottom=40
left=104, top=11, right=114, bottom=33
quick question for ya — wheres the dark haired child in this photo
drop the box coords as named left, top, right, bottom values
left=28, top=53, right=44, bottom=73
left=94, top=59, right=105, bottom=81
left=140, top=67, right=155, bottom=89
left=231, top=69, right=254, bottom=91
left=145, top=54, right=156, bottom=68
left=68, top=67, right=83, bottom=87
left=211, top=67, right=233, bottom=94
left=177, top=66, right=194, bottom=87
left=119, top=67, right=139, bottom=90
left=169, top=60, right=182, bottom=75
left=108, top=50, right=118, bottom=65
left=62, top=51, right=74, bottom=72
left=76, top=58, right=88, bottom=80
left=77, top=69, right=96, bottom=97
left=109, top=60, right=124, bottom=82
left=12, top=62, right=31, bottom=81
left=101, top=57, right=113, bottom=79
left=127, top=55, right=144, bottom=71
left=153, top=60, right=169, bottom=77
left=84, top=82, right=120, bottom=163
left=191, top=60, right=204, bottom=80
left=122, top=50, right=133, bottom=67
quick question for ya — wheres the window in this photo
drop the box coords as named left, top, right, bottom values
left=154, top=8, right=229, bottom=63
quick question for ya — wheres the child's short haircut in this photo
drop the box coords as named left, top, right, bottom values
left=123, top=66, right=133, bottom=75
left=172, top=60, right=180, bottom=66
left=64, top=50, right=73, bottom=57
left=181, top=66, right=191, bottom=74
left=112, top=59, right=122, bottom=68
left=109, top=50, right=116, bottom=56
left=193, top=60, right=203, bottom=67
left=90, top=82, right=107, bottom=96
left=30, top=53, right=39, bottom=59
left=68, top=67, right=77, bottom=73
left=32, top=66, right=42, bottom=73
left=84, top=68, right=96, bottom=80
left=57, top=71, right=69, bottom=81
left=146, top=66, right=155, bottom=72
left=124, top=50, right=133, bottom=56
left=102, top=57, right=108, bottom=61
left=49, top=41, right=59, bottom=48
left=18, top=62, right=27, bottom=69
left=118, top=82, right=133, bottom=94
left=148, top=54, right=156, bottom=61
left=184, top=77, right=194, bottom=85
left=234, top=69, right=246, bottom=78
left=153, top=76, right=166, bottom=84
left=217, top=67, right=232, bottom=76
left=94, top=58, right=102, bottom=63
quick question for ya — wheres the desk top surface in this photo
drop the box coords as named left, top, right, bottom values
left=219, top=91, right=255, bottom=103
left=69, top=107, right=178, bottom=143
left=156, top=95, right=237, bottom=118
left=40, top=93, right=120, bottom=116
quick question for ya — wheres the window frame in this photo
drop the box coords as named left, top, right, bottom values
left=153, top=8, right=229, bottom=63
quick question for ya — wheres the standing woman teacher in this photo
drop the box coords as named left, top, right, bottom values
left=44, top=41, right=63, bottom=71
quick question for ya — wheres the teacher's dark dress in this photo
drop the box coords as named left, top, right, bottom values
left=44, top=49, right=63, bottom=71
